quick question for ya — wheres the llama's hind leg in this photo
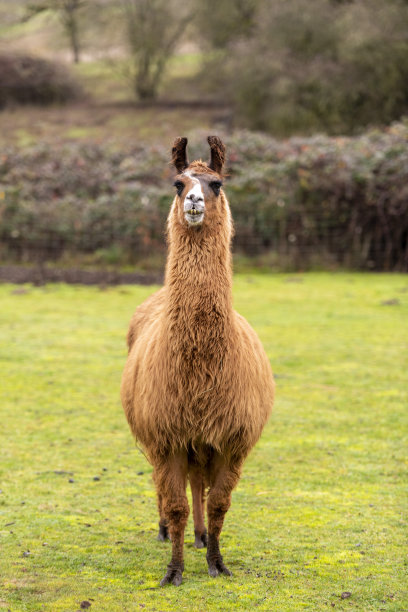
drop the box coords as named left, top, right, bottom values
left=206, top=454, right=241, bottom=577
left=189, top=467, right=207, bottom=548
left=155, top=452, right=189, bottom=586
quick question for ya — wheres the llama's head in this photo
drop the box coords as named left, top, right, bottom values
left=170, top=136, right=228, bottom=230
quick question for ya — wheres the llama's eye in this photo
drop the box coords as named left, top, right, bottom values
left=173, top=181, right=184, bottom=196
left=209, top=181, right=222, bottom=196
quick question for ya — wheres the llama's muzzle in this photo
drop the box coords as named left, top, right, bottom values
left=184, top=192, right=205, bottom=226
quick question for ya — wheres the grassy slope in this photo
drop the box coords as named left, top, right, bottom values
left=0, top=102, right=221, bottom=148
left=0, top=47, right=222, bottom=148
left=0, top=273, right=407, bottom=611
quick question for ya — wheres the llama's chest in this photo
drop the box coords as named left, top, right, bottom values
left=166, top=340, right=226, bottom=404
left=127, top=311, right=273, bottom=446
left=164, top=313, right=228, bottom=376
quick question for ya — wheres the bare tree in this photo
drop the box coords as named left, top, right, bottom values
left=58, top=0, right=83, bottom=63
left=122, top=0, right=192, bottom=100
left=26, top=0, right=85, bottom=63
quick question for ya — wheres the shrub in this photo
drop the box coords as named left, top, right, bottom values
left=196, top=0, right=408, bottom=136
left=0, top=53, right=81, bottom=108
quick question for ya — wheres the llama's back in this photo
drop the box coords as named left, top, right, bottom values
left=126, top=287, right=166, bottom=352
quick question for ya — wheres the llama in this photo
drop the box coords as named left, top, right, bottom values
left=120, top=136, right=274, bottom=586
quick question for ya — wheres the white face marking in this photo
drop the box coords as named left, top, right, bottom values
left=183, top=170, right=198, bottom=182
left=182, top=171, right=205, bottom=225
left=183, top=171, right=204, bottom=203
left=186, top=181, right=204, bottom=202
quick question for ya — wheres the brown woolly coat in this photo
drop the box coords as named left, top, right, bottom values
left=120, top=161, right=274, bottom=467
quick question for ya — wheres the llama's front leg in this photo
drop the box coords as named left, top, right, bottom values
left=189, top=467, right=207, bottom=548
left=153, top=469, right=170, bottom=541
left=206, top=455, right=241, bottom=577
left=155, top=452, right=189, bottom=586
left=155, top=490, right=170, bottom=542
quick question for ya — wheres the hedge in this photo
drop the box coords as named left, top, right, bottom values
left=0, top=123, right=407, bottom=271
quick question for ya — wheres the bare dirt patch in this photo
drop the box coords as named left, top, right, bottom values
left=0, top=265, right=162, bottom=286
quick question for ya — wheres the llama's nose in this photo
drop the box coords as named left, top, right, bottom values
left=187, top=193, right=203, bottom=205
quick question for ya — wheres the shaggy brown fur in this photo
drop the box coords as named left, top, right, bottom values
left=121, top=136, right=275, bottom=586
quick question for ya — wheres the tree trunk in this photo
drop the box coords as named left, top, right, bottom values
left=135, top=53, right=157, bottom=100
left=69, top=18, right=80, bottom=63
left=61, top=1, right=81, bottom=64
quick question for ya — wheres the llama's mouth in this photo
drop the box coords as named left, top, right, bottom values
left=185, top=209, right=204, bottom=225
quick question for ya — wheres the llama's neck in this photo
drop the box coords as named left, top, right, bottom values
left=164, top=223, right=233, bottom=350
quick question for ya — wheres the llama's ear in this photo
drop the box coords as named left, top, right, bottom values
left=172, top=137, right=189, bottom=172
left=208, top=135, right=226, bottom=174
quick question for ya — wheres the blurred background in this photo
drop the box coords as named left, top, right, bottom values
left=1, top=0, right=408, bottom=280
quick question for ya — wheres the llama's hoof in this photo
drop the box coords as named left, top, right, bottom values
left=194, top=529, right=207, bottom=549
left=207, top=558, right=232, bottom=578
left=160, top=565, right=183, bottom=586
left=157, top=524, right=170, bottom=542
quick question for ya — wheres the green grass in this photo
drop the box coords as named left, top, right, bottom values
left=0, top=273, right=407, bottom=611
left=0, top=103, right=221, bottom=148
left=73, top=60, right=132, bottom=103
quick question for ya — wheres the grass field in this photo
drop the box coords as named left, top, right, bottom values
left=0, top=273, right=407, bottom=611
